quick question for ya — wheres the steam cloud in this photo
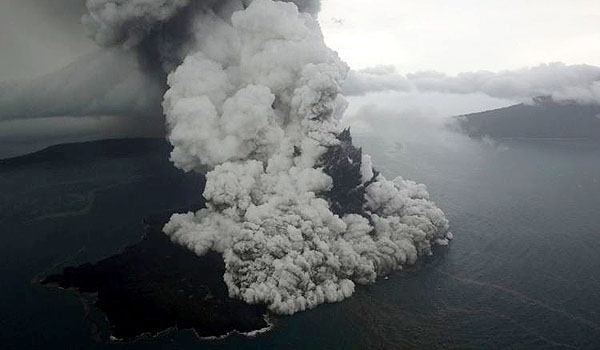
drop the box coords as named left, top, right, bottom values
left=59, top=0, right=453, bottom=315
left=344, top=63, right=600, bottom=105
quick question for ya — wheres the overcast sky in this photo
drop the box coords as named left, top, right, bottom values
left=320, top=0, right=600, bottom=74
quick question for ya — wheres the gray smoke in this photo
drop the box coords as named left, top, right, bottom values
left=83, top=0, right=321, bottom=72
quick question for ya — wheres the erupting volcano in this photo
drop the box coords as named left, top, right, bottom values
left=79, top=0, right=452, bottom=316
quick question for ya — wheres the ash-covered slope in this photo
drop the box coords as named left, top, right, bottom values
left=456, top=96, right=600, bottom=139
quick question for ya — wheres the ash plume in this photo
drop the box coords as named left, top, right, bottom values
left=52, top=0, right=452, bottom=315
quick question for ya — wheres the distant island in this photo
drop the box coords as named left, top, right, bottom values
left=455, top=96, right=600, bottom=139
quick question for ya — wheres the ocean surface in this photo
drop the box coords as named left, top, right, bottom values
left=1, top=121, right=600, bottom=349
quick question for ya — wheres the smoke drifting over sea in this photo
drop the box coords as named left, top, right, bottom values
left=345, top=63, right=600, bottom=105
left=52, top=0, right=453, bottom=315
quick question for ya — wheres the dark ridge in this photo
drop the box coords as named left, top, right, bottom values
left=41, top=214, right=268, bottom=341
left=0, top=138, right=169, bottom=169
left=319, top=128, right=367, bottom=216
left=455, top=98, right=600, bottom=139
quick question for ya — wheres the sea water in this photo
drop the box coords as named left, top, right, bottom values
left=1, top=123, right=600, bottom=349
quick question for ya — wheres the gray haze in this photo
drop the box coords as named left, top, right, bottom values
left=0, top=0, right=94, bottom=81
left=0, top=49, right=163, bottom=121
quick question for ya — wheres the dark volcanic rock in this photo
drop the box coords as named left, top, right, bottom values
left=42, top=215, right=269, bottom=341
left=319, top=129, right=373, bottom=216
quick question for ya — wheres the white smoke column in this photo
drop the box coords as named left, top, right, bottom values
left=157, top=0, right=451, bottom=315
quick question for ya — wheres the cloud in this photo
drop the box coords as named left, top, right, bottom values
left=343, top=65, right=411, bottom=96
left=343, top=63, right=600, bottom=105
left=83, top=0, right=191, bottom=47
left=82, top=0, right=322, bottom=72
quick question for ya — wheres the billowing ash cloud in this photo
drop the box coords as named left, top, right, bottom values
left=17, top=0, right=448, bottom=315
left=344, top=63, right=600, bottom=105
left=83, top=0, right=191, bottom=47
left=83, top=0, right=321, bottom=72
